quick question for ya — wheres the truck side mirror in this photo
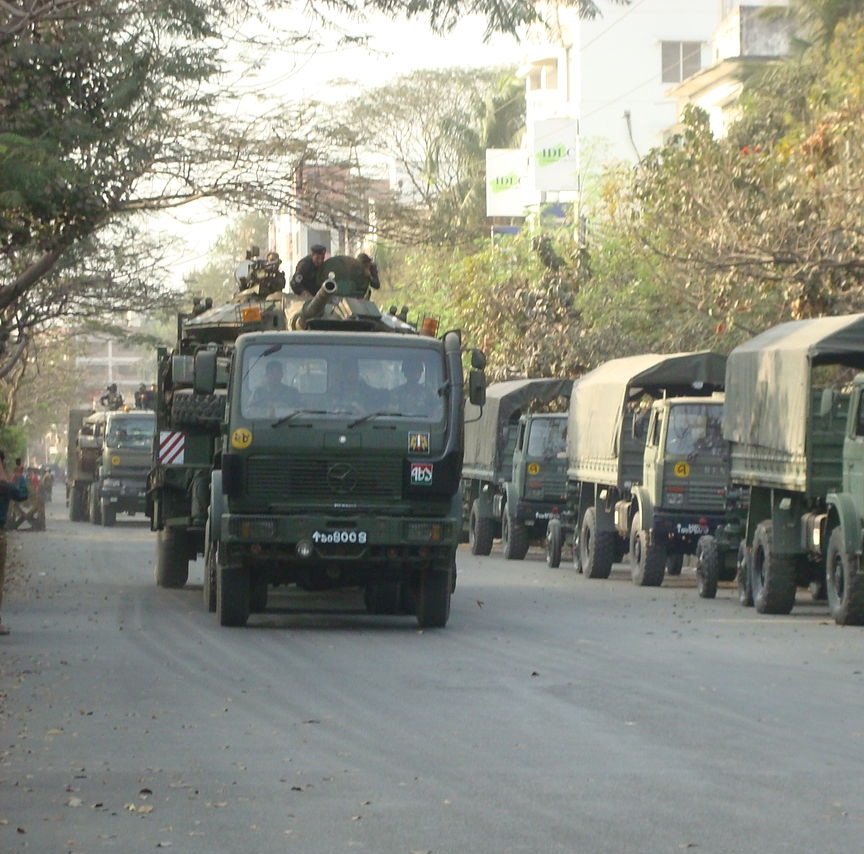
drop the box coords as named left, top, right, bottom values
left=819, top=387, right=836, bottom=418
left=194, top=350, right=217, bottom=395
left=78, top=435, right=99, bottom=450
left=470, top=349, right=486, bottom=370
left=469, top=368, right=486, bottom=407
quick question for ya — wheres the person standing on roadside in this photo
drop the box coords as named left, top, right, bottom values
left=0, top=450, right=28, bottom=635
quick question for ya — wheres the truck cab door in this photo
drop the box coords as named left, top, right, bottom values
left=512, top=419, right=527, bottom=490
left=843, top=384, right=864, bottom=501
left=642, top=408, right=662, bottom=502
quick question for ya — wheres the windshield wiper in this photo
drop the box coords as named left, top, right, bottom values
left=347, top=411, right=415, bottom=428
left=271, top=409, right=328, bottom=428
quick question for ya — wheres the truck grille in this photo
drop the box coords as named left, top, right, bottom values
left=245, top=457, right=403, bottom=504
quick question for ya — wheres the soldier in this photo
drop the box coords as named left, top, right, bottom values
left=100, top=383, right=124, bottom=410
left=356, top=252, right=380, bottom=292
left=0, top=450, right=28, bottom=635
left=291, top=244, right=327, bottom=297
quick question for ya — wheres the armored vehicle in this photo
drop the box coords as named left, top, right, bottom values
left=725, top=314, right=864, bottom=623
left=461, top=378, right=572, bottom=559
left=550, top=352, right=731, bottom=587
left=148, top=251, right=485, bottom=628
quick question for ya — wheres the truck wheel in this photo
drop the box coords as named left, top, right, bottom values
left=70, top=485, right=87, bottom=522
left=364, top=582, right=401, bottom=614
left=155, top=528, right=190, bottom=589
left=203, top=544, right=217, bottom=613
left=502, top=511, right=529, bottom=560
left=88, top=486, right=102, bottom=525
left=217, top=563, right=250, bottom=627
left=580, top=508, right=614, bottom=579
left=751, top=521, right=796, bottom=615
left=250, top=580, right=269, bottom=613
left=695, top=535, right=720, bottom=599
left=546, top=519, right=563, bottom=568
left=629, top=514, right=666, bottom=587
left=736, top=539, right=753, bottom=606
left=665, top=553, right=684, bottom=576
left=100, top=500, right=116, bottom=527
left=826, top=527, right=864, bottom=625
left=469, top=499, right=494, bottom=556
left=416, top=569, right=451, bottom=628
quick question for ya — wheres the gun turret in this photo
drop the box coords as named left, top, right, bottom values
left=294, top=278, right=338, bottom=329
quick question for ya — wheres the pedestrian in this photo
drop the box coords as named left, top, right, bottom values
left=291, top=244, right=327, bottom=297
left=0, top=450, right=28, bottom=635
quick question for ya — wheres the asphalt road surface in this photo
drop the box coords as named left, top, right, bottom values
left=2, top=499, right=863, bottom=854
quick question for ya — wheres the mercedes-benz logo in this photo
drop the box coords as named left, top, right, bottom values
left=327, top=462, right=357, bottom=494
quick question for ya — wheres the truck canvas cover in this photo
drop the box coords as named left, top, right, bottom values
left=725, top=313, right=864, bottom=456
left=569, top=351, right=726, bottom=465
left=463, top=378, right=572, bottom=475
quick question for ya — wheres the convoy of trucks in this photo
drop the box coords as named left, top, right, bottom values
left=146, top=250, right=485, bottom=628
left=66, top=405, right=156, bottom=526
left=461, top=378, right=571, bottom=560
left=60, top=240, right=864, bottom=631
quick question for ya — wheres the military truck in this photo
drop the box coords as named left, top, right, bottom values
left=149, top=251, right=485, bottom=628
left=461, top=378, right=572, bottom=560
left=66, top=406, right=156, bottom=526
left=725, top=314, right=864, bottom=624
left=548, top=352, right=731, bottom=587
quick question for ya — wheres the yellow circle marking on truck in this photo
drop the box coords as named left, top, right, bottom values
left=527, top=462, right=541, bottom=475
left=111, top=455, right=120, bottom=466
left=232, top=428, right=253, bottom=449
left=674, top=461, right=690, bottom=478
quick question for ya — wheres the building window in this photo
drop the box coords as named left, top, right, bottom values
left=661, top=41, right=702, bottom=84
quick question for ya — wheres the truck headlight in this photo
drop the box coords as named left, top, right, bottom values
left=229, top=518, right=276, bottom=540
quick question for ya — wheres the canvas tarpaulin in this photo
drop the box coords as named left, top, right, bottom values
left=568, top=351, right=727, bottom=463
left=724, top=314, right=864, bottom=456
left=463, top=378, right=572, bottom=473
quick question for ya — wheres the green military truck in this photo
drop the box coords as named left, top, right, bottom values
left=725, top=313, right=864, bottom=624
left=67, top=406, right=156, bottom=526
left=149, top=252, right=485, bottom=628
left=551, top=352, right=732, bottom=587
left=461, top=378, right=572, bottom=560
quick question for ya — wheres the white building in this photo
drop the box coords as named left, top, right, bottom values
left=489, top=1, right=790, bottom=216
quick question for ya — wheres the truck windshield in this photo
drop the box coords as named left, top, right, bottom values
left=240, top=342, right=445, bottom=422
left=526, top=417, right=567, bottom=459
left=665, top=404, right=726, bottom=457
left=106, top=416, right=155, bottom=448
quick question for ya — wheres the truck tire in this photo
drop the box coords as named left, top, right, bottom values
left=695, top=535, right=720, bottom=599
left=170, top=390, right=225, bottom=428
left=203, top=543, right=217, bottom=613
left=751, top=521, right=796, bottom=615
left=501, top=511, right=529, bottom=560
left=736, top=539, right=753, bottom=606
left=826, top=527, right=864, bottom=625
left=580, top=508, right=614, bottom=579
left=155, top=528, right=190, bottom=589
left=88, top=485, right=102, bottom=525
left=416, top=569, right=451, bottom=628
left=469, top=499, right=494, bottom=556
left=629, top=514, right=666, bottom=587
left=250, top=580, right=269, bottom=613
left=364, top=582, right=401, bottom=614
left=545, top=518, right=563, bottom=568
left=69, top=485, right=87, bottom=522
left=100, top=499, right=116, bottom=527
left=217, top=563, right=250, bottom=627
left=665, top=553, right=684, bottom=576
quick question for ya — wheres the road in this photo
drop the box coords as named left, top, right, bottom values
left=1, top=498, right=863, bottom=854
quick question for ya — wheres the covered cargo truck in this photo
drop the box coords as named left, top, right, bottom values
left=554, top=351, right=730, bottom=587
left=725, top=313, right=864, bottom=623
left=461, top=378, right=572, bottom=559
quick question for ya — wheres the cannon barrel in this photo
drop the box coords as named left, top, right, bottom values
left=298, top=277, right=338, bottom=325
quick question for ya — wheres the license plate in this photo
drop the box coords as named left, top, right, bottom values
left=312, top=530, right=368, bottom=545
left=676, top=523, right=709, bottom=535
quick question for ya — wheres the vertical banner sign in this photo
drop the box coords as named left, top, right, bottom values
left=485, top=149, right=529, bottom=217
left=532, top=119, right=579, bottom=192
